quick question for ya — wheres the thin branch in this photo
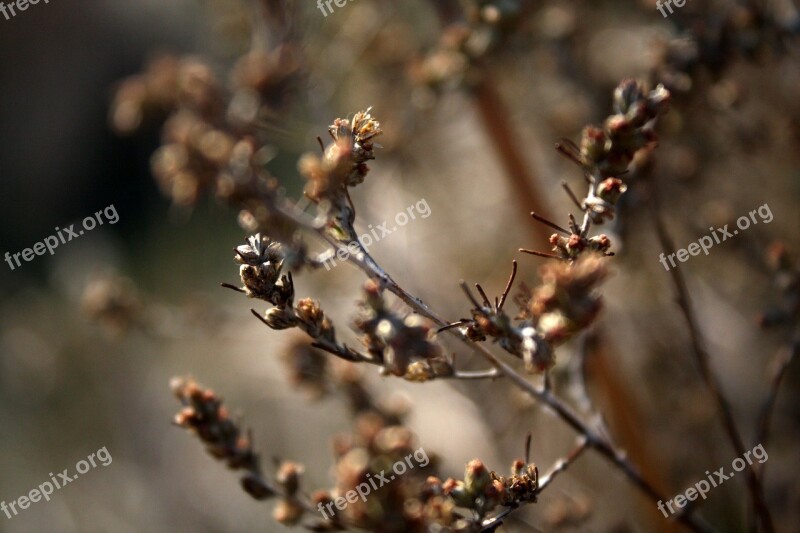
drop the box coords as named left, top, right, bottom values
left=531, top=211, right=570, bottom=235
left=450, top=368, right=502, bottom=380
left=650, top=189, right=774, bottom=533
left=561, top=180, right=584, bottom=210
left=537, top=437, right=590, bottom=493
left=498, top=260, right=517, bottom=311
left=251, top=190, right=715, bottom=533
left=755, top=337, right=798, bottom=473
left=518, top=249, right=562, bottom=260
left=221, top=282, right=246, bottom=294
left=568, top=332, right=594, bottom=413
left=475, top=283, right=492, bottom=308
left=460, top=280, right=484, bottom=310
left=555, top=139, right=584, bottom=168
left=436, top=320, right=471, bottom=334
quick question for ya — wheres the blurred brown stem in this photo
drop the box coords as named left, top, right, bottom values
left=585, top=329, right=682, bottom=533
left=471, top=76, right=553, bottom=243
left=755, top=338, right=798, bottom=475
left=649, top=184, right=775, bottom=533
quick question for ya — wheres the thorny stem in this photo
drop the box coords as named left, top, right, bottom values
left=649, top=187, right=774, bottom=533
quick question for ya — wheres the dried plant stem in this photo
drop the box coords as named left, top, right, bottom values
left=649, top=188, right=774, bottom=533
left=357, top=257, right=719, bottom=529
left=755, top=338, right=798, bottom=474
left=284, top=201, right=714, bottom=531
left=538, top=436, right=590, bottom=493
left=471, top=76, right=553, bottom=243
left=585, top=329, right=681, bottom=533
left=261, top=194, right=716, bottom=532
left=253, top=305, right=499, bottom=381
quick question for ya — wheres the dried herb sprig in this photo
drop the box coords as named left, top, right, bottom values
left=115, top=40, right=717, bottom=531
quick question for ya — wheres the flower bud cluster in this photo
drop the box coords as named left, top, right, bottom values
left=411, top=0, right=523, bottom=92
left=436, top=457, right=539, bottom=524
left=111, top=49, right=302, bottom=208
left=171, top=377, right=268, bottom=501
left=573, top=80, right=669, bottom=223
left=235, top=233, right=294, bottom=306
left=353, top=280, right=449, bottom=379
left=518, top=255, right=608, bottom=345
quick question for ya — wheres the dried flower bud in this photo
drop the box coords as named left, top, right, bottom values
left=273, top=499, right=304, bottom=525
left=613, top=78, right=646, bottom=116
left=241, top=474, right=274, bottom=500
left=404, top=361, right=436, bottom=382
left=580, top=126, right=607, bottom=164
left=588, top=234, right=612, bottom=254
left=596, top=178, right=627, bottom=204
left=276, top=461, right=304, bottom=496
left=443, top=479, right=472, bottom=507
left=298, top=140, right=352, bottom=203
left=235, top=233, right=281, bottom=266
left=233, top=234, right=294, bottom=306
left=283, top=341, right=328, bottom=399
left=328, top=108, right=383, bottom=187
left=171, top=377, right=260, bottom=473
left=464, top=459, right=491, bottom=498
left=521, top=327, right=555, bottom=372
left=262, top=306, right=298, bottom=330
left=295, top=298, right=335, bottom=341
left=422, top=476, right=444, bottom=498
left=605, top=114, right=631, bottom=135
left=177, top=58, right=223, bottom=118
left=374, top=426, right=414, bottom=456
left=81, top=272, right=142, bottom=335
left=647, top=84, right=671, bottom=117
left=526, top=255, right=608, bottom=347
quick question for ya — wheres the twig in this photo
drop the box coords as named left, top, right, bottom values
left=537, top=437, right=590, bottom=493
left=498, top=260, right=518, bottom=311
left=568, top=332, right=594, bottom=413
left=255, top=190, right=715, bottom=533
left=449, top=368, right=502, bottom=380
left=649, top=186, right=774, bottom=533
left=531, top=211, right=570, bottom=235
left=754, top=337, right=798, bottom=474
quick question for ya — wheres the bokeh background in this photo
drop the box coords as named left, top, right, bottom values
left=1, top=0, right=798, bottom=531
